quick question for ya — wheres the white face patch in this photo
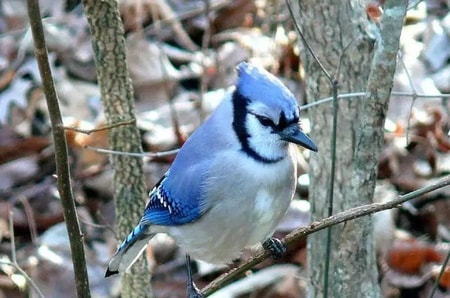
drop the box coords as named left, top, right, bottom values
left=245, top=114, right=287, bottom=161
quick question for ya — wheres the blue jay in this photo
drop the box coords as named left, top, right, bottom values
left=105, top=62, right=317, bottom=294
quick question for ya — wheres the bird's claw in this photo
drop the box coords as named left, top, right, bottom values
left=186, top=254, right=204, bottom=298
left=188, top=284, right=204, bottom=298
left=262, top=237, right=286, bottom=260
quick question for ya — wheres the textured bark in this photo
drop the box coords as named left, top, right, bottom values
left=81, top=1, right=151, bottom=297
left=291, top=0, right=405, bottom=296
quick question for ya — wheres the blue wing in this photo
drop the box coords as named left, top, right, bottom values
left=140, top=168, right=208, bottom=226
left=106, top=166, right=209, bottom=276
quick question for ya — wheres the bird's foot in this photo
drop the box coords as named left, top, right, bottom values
left=262, top=237, right=286, bottom=260
left=187, top=282, right=204, bottom=298
left=186, top=254, right=204, bottom=298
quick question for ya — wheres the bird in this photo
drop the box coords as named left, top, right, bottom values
left=105, top=62, right=318, bottom=296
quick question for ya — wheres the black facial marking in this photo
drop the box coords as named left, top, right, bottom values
left=278, top=112, right=288, bottom=130
left=277, top=111, right=298, bottom=131
left=232, top=91, right=283, bottom=164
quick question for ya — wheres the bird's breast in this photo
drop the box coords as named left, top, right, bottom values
left=165, top=149, right=297, bottom=264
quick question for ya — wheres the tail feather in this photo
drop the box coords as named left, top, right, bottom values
left=105, top=224, right=154, bottom=277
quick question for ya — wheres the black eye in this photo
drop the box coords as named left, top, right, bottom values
left=256, top=115, right=274, bottom=127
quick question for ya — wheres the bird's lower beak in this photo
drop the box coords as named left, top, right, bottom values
left=278, top=126, right=318, bottom=152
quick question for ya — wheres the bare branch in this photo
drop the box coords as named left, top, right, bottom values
left=26, top=0, right=91, bottom=296
left=300, top=91, right=450, bottom=111
left=429, top=249, right=450, bottom=298
left=84, top=145, right=179, bottom=159
left=201, top=175, right=450, bottom=296
left=1, top=211, right=45, bottom=298
left=63, top=119, right=136, bottom=135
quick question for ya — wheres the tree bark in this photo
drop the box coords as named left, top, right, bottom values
left=81, top=1, right=152, bottom=297
left=291, top=0, right=406, bottom=296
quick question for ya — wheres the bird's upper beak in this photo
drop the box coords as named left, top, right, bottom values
left=278, top=125, right=318, bottom=152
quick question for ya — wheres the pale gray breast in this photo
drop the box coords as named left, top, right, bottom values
left=164, top=146, right=298, bottom=264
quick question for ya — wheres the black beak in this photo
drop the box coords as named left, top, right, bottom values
left=278, top=125, right=318, bottom=152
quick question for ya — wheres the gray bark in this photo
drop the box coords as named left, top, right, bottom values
left=291, top=0, right=406, bottom=296
left=81, top=1, right=152, bottom=297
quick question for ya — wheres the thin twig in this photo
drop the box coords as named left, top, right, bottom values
left=77, top=215, right=116, bottom=235
left=323, top=78, right=338, bottom=297
left=398, top=52, right=418, bottom=144
left=18, top=197, right=38, bottom=245
left=5, top=211, right=45, bottom=298
left=286, top=0, right=333, bottom=82
left=200, top=175, right=450, bottom=296
left=84, top=145, right=179, bottom=158
left=150, top=4, right=184, bottom=146
left=144, top=0, right=229, bottom=36
left=300, top=91, right=450, bottom=111
left=199, top=0, right=213, bottom=121
left=0, top=260, right=44, bottom=298
left=9, top=212, right=17, bottom=265
left=391, top=92, right=450, bottom=98
left=150, top=0, right=198, bottom=51
left=429, top=249, right=450, bottom=298
left=63, top=119, right=136, bottom=135
left=80, top=88, right=448, bottom=158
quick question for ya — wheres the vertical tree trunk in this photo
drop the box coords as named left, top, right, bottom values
left=81, top=1, right=152, bottom=297
left=291, top=0, right=405, bottom=296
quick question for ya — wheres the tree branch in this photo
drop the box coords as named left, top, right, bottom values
left=63, top=119, right=136, bottom=135
left=26, top=1, right=91, bottom=297
left=0, top=211, right=45, bottom=298
left=201, top=175, right=450, bottom=296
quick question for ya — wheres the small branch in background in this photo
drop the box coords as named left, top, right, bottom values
left=150, top=4, right=185, bottom=146
left=84, top=145, right=179, bottom=159
left=0, top=211, right=45, bottom=298
left=77, top=215, right=117, bottom=236
left=63, top=119, right=136, bottom=135
left=300, top=91, right=450, bottom=111
left=201, top=175, right=450, bottom=296
left=26, top=0, right=91, bottom=297
left=18, top=197, right=38, bottom=245
left=429, top=249, right=450, bottom=298
left=9, top=212, right=17, bottom=265
left=398, top=51, right=418, bottom=144
left=144, top=0, right=228, bottom=35
left=151, top=0, right=198, bottom=51
left=286, top=0, right=333, bottom=82
left=198, top=0, right=213, bottom=121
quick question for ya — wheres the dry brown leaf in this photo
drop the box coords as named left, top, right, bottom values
left=386, top=239, right=443, bottom=274
left=0, top=136, right=50, bottom=165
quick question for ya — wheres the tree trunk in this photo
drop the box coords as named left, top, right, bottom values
left=81, top=1, right=152, bottom=297
left=291, top=0, right=406, bottom=296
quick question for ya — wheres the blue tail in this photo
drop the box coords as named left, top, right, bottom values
left=105, top=223, right=153, bottom=277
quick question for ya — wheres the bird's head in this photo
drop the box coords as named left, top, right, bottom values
left=232, top=62, right=317, bottom=163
